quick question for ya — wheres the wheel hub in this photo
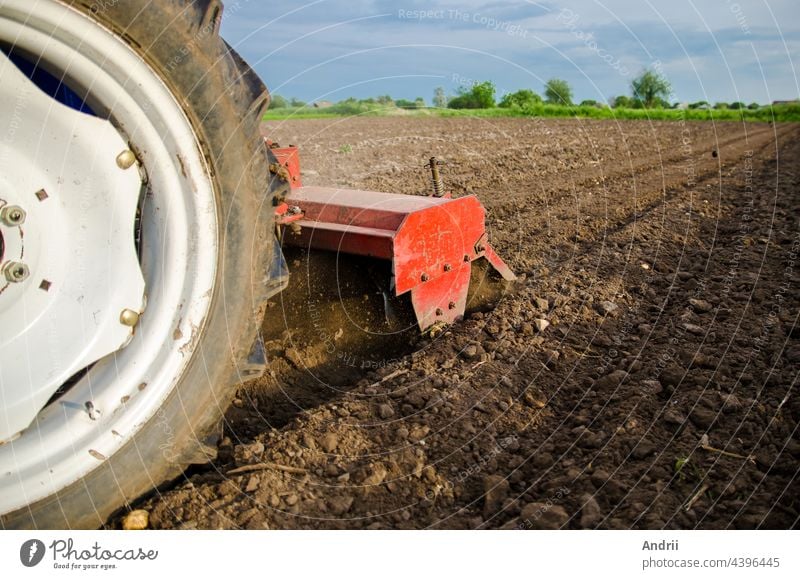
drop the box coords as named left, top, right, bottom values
left=0, top=52, right=146, bottom=442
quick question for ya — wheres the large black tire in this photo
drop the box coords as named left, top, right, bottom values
left=1, top=0, right=286, bottom=529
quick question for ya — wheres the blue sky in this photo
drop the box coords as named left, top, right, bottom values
left=220, top=0, right=799, bottom=105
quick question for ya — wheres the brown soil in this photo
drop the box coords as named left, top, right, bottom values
left=126, top=117, right=799, bottom=530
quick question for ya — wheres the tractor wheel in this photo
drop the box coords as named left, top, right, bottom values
left=0, top=0, right=285, bottom=528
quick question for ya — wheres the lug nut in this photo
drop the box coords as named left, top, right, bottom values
left=3, top=261, right=29, bottom=283
left=448, top=301, right=457, bottom=310
left=443, top=264, right=452, bottom=272
left=0, top=205, right=26, bottom=226
left=421, top=273, right=429, bottom=282
left=119, top=309, right=141, bottom=327
left=116, top=149, right=137, bottom=170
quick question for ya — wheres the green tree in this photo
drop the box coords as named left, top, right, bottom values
left=729, top=101, right=745, bottom=110
left=289, top=97, right=307, bottom=108
left=579, top=99, right=599, bottom=107
left=448, top=81, right=496, bottom=109
left=269, top=94, right=288, bottom=109
left=747, top=102, right=761, bottom=110
left=544, top=78, right=573, bottom=105
left=433, top=87, right=448, bottom=108
left=631, top=69, right=671, bottom=108
left=414, top=97, right=426, bottom=109
left=714, top=102, right=729, bottom=109
left=395, top=99, right=416, bottom=109
left=499, top=89, right=542, bottom=108
left=611, top=95, right=633, bottom=108
left=688, top=100, right=709, bottom=109
left=376, top=94, right=394, bottom=105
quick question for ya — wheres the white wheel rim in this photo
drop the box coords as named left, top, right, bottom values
left=0, top=0, right=219, bottom=515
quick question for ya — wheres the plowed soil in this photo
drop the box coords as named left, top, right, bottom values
left=128, top=117, right=800, bottom=530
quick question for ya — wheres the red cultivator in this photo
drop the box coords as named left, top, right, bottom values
left=271, top=144, right=516, bottom=331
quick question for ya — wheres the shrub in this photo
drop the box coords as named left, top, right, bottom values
left=448, top=81, right=497, bottom=109
left=499, top=89, right=542, bottom=108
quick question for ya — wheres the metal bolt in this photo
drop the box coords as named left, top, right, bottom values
left=119, top=309, right=140, bottom=327
left=435, top=308, right=444, bottom=316
left=464, top=255, right=471, bottom=263
left=3, top=261, right=29, bottom=283
left=0, top=205, right=26, bottom=226
left=443, top=264, right=452, bottom=272
left=421, top=273, right=430, bottom=282
left=116, top=149, right=137, bottom=170
left=448, top=301, right=457, bottom=310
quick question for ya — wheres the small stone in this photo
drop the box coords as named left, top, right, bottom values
left=597, top=301, right=619, bottom=316
left=534, top=319, right=550, bottom=333
left=122, top=510, right=149, bottom=531
left=462, top=345, right=479, bottom=359
left=579, top=494, right=603, bottom=528
left=328, top=496, right=354, bottom=516
left=519, top=503, right=568, bottom=530
left=524, top=391, right=547, bottom=408
left=245, top=475, right=260, bottom=493
left=632, top=441, right=656, bottom=459
left=378, top=403, right=395, bottom=419
left=301, top=433, right=316, bottom=450
left=532, top=452, right=554, bottom=468
left=689, top=298, right=713, bottom=313
left=534, top=296, right=550, bottom=311
left=690, top=407, right=716, bottom=430
left=659, top=366, right=684, bottom=388
left=683, top=323, right=704, bottom=335
left=590, top=469, right=611, bottom=487
left=663, top=409, right=687, bottom=426
left=285, top=493, right=299, bottom=506
left=720, top=393, right=745, bottom=412
left=482, top=475, right=510, bottom=518
left=363, top=463, right=388, bottom=486
left=641, top=380, right=663, bottom=395
left=595, top=370, right=628, bottom=390
left=409, top=425, right=430, bottom=441
left=320, top=432, right=339, bottom=453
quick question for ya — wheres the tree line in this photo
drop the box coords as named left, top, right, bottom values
left=269, top=69, right=780, bottom=111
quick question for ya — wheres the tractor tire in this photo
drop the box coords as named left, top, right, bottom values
left=0, top=0, right=286, bottom=528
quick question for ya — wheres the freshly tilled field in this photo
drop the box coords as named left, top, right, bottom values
left=126, top=117, right=799, bottom=530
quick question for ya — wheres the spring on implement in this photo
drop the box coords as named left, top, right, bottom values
left=426, top=157, right=445, bottom=197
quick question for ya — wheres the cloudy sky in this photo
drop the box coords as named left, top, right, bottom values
left=220, top=0, right=799, bottom=105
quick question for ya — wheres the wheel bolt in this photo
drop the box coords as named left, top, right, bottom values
left=449, top=301, right=457, bottom=310
left=0, top=205, right=26, bottom=227
left=119, top=309, right=141, bottom=327
left=3, top=261, right=29, bottom=283
left=421, top=274, right=429, bottom=282
left=116, top=149, right=138, bottom=170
